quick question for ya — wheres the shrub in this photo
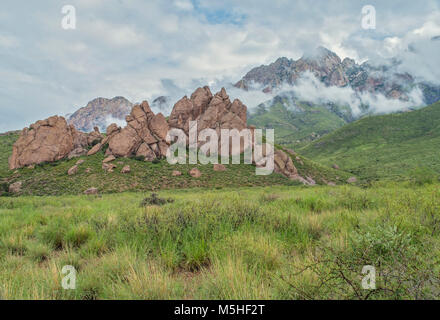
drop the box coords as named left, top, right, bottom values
left=140, top=193, right=174, bottom=207
left=410, top=167, right=437, bottom=186
left=27, top=242, right=50, bottom=262
left=133, top=155, right=146, bottom=161
left=260, top=193, right=280, bottom=203
left=286, top=224, right=440, bottom=299
left=65, top=224, right=94, bottom=248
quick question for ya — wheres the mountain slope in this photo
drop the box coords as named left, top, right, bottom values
left=0, top=131, right=19, bottom=179
left=248, top=92, right=353, bottom=148
left=300, top=100, right=440, bottom=180
left=0, top=131, right=350, bottom=196
left=68, top=97, right=133, bottom=132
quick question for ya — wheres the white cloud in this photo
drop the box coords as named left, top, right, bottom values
left=174, top=0, right=194, bottom=11
left=0, top=0, right=439, bottom=131
left=289, top=72, right=424, bottom=116
left=0, top=33, right=18, bottom=48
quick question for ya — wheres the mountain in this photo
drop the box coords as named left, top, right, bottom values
left=235, top=46, right=440, bottom=104
left=248, top=92, right=353, bottom=148
left=299, top=100, right=440, bottom=181
left=151, top=96, right=172, bottom=113
left=68, top=96, right=133, bottom=132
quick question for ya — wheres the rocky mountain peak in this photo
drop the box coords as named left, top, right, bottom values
left=234, top=46, right=440, bottom=104
left=68, top=96, right=134, bottom=133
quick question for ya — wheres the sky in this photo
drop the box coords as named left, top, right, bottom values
left=0, top=0, right=439, bottom=131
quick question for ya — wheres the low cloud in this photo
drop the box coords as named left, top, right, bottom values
left=238, top=72, right=425, bottom=117
left=104, top=115, right=126, bottom=129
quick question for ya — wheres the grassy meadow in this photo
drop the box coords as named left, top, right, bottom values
left=1, top=183, right=439, bottom=299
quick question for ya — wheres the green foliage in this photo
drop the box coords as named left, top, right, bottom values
left=140, top=193, right=174, bottom=206
left=131, top=155, right=146, bottom=161
left=0, top=131, right=19, bottom=179
left=248, top=98, right=351, bottom=149
left=0, top=184, right=439, bottom=299
left=410, top=167, right=437, bottom=186
left=287, top=224, right=438, bottom=299
left=300, top=101, right=440, bottom=181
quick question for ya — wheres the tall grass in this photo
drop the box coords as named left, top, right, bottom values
left=0, top=184, right=439, bottom=299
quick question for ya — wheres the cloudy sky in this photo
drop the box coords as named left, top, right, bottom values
left=1, top=0, right=439, bottom=131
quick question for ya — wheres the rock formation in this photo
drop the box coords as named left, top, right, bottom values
left=9, top=86, right=311, bottom=184
left=105, top=101, right=170, bottom=159
left=8, top=116, right=100, bottom=170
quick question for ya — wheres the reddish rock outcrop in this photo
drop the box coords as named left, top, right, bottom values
left=8, top=87, right=312, bottom=184
left=9, top=116, right=78, bottom=170
left=9, top=116, right=103, bottom=169
left=106, top=101, right=168, bottom=159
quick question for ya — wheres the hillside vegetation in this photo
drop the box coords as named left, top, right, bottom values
left=0, top=131, right=19, bottom=179
left=300, top=101, right=440, bottom=181
left=248, top=95, right=351, bottom=148
left=0, top=133, right=349, bottom=196
left=0, top=184, right=439, bottom=299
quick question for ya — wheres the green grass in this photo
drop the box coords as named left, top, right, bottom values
left=0, top=183, right=439, bottom=299
left=0, top=131, right=19, bottom=179
left=300, top=101, right=440, bottom=181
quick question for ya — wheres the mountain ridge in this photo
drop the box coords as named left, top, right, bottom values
left=235, top=46, right=440, bottom=105
left=68, top=96, right=134, bottom=132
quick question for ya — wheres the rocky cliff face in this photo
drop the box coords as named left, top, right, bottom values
left=68, top=96, right=133, bottom=132
left=235, top=46, right=440, bottom=104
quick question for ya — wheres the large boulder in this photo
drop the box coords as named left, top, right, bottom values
left=189, top=168, right=202, bottom=178
left=149, top=113, right=169, bottom=141
left=274, top=149, right=298, bottom=178
left=84, top=187, right=98, bottom=195
left=9, top=116, right=78, bottom=170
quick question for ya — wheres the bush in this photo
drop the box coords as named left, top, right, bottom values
left=101, top=143, right=109, bottom=154
left=65, top=224, right=94, bottom=248
left=287, top=224, right=440, bottom=299
left=410, top=167, right=437, bottom=186
left=140, top=193, right=174, bottom=207
left=0, top=182, right=9, bottom=196
left=133, top=155, right=145, bottom=161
